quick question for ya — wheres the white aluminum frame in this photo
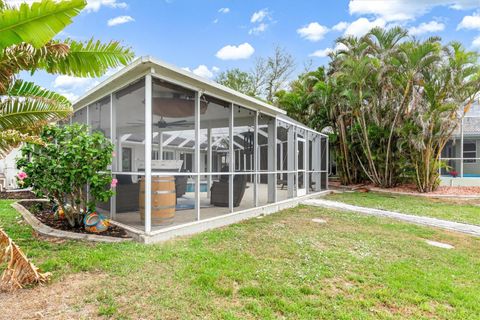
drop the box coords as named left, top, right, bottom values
left=439, top=113, right=480, bottom=179
left=69, top=59, right=329, bottom=235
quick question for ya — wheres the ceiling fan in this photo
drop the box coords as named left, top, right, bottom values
left=127, top=117, right=192, bottom=128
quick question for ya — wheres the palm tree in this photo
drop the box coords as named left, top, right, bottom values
left=0, top=0, right=134, bottom=156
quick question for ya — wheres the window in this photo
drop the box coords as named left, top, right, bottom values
left=122, top=148, right=132, bottom=172
left=463, top=142, right=476, bottom=163
left=162, top=151, right=174, bottom=160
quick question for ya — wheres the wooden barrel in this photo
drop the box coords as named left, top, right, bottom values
left=139, top=176, right=176, bottom=225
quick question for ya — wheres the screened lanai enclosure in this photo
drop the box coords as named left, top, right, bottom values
left=440, top=102, right=480, bottom=186
left=71, top=57, right=328, bottom=240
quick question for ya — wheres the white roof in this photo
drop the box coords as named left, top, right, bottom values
left=73, top=56, right=287, bottom=118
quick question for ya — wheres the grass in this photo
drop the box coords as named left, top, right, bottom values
left=1, top=199, right=480, bottom=319
left=326, top=191, right=480, bottom=226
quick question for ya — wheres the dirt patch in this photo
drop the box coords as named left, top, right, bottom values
left=0, top=191, right=35, bottom=199
left=0, top=273, right=104, bottom=320
left=21, top=200, right=130, bottom=239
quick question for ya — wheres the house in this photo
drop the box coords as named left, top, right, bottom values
left=440, top=102, right=480, bottom=186
left=70, top=56, right=329, bottom=243
left=0, top=148, right=20, bottom=191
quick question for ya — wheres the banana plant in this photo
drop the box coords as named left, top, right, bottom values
left=0, top=0, right=134, bottom=157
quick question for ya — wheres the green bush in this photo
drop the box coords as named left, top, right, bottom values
left=17, top=124, right=114, bottom=227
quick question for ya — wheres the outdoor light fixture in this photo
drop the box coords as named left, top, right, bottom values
left=243, top=130, right=254, bottom=154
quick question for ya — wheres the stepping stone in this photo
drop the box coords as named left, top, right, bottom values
left=312, top=218, right=327, bottom=224
left=426, top=240, right=454, bottom=249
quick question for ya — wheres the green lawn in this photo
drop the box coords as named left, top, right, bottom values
left=1, top=199, right=480, bottom=319
left=326, top=191, right=480, bottom=226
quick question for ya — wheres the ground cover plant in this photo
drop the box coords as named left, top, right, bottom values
left=1, top=199, right=479, bottom=319
left=327, top=191, right=480, bottom=226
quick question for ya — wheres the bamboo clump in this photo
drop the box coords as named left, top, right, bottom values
left=0, top=228, right=50, bottom=291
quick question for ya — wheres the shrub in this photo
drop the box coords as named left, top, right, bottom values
left=17, top=124, right=114, bottom=227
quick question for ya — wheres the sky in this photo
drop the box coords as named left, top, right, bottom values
left=10, top=0, right=480, bottom=102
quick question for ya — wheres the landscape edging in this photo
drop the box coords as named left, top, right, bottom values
left=11, top=200, right=132, bottom=243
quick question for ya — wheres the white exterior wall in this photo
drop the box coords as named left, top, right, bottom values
left=0, top=148, right=20, bottom=189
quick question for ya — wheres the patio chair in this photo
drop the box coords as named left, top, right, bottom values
left=97, top=175, right=140, bottom=213
left=210, top=173, right=247, bottom=207
left=174, top=170, right=188, bottom=198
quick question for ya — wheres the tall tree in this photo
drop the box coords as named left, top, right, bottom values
left=255, top=46, right=295, bottom=103
left=215, top=68, right=256, bottom=96
left=277, top=27, right=479, bottom=192
left=216, top=46, right=295, bottom=103
left=0, top=0, right=134, bottom=156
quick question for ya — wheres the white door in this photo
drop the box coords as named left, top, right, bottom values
left=297, top=138, right=306, bottom=196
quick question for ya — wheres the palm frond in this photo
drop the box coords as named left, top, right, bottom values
left=7, top=80, right=71, bottom=107
left=0, top=129, right=44, bottom=157
left=0, top=0, right=86, bottom=51
left=41, top=38, right=134, bottom=77
left=0, top=97, right=71, bottom=132
left=0, top=42, right=69, bottom=93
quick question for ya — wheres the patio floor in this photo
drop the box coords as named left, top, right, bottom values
left=111, top=183, right=299, bottom=232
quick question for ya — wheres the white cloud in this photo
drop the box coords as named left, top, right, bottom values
left=344, top=18, right=386, bottom=37
left=58, top=91, right=79, bottom=102
left=332, top=21, right=349, bottom=32
left=309, top=48, right=333, bottom=58
left=249, top=23, right=268, bottom=35
left=249, top=8, right=272, bottom=35
left=53, top=76, right=99, bottom=102
left=409, top=21, right=445, bottom=35
left=107, top=15, right=134, bottom=26
left=457, top=12, right=480, bottom=30
left=192, top=65, right=219, bottom=79
left=85, top=0, right=127, bottom=12
left=218, top=7, right=230, bottom=14
left=182, top=65, right=220, bottom=79
left=53, top=76, right=95, bottom=90
left=349, top=0, right=480, bottom=22
left=216, top=43, right=255, bottom=60
left=213, top=18, right=219, bottom=24
left=250, top=9, right=269, bottom=23
left=335, top=43, right=349, bottom=52
left=297, top=22, right=329, bottom=42
left=309, top=43, right=349, bottom=58
left=473, top=35, right=480, bottom=48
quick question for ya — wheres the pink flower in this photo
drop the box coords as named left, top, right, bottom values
left=17, top=171, right=27, bottom=180
left=111, top=178, right=118, bottom=188
left=112, top=151, right=116, bottom=157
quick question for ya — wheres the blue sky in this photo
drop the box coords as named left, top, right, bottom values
left=13, top=0, right=480, bottom=101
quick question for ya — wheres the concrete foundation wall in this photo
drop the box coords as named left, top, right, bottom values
left=116, top=190, right=331, bottom=244
left=440, top=177, right=480, bottom=187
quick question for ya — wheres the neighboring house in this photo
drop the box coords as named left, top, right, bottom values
left=0, top=148, right=20, bottom=190
left=440, top=102, right=480, bottom=186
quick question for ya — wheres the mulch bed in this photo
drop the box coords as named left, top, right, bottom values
left=0, top=190, right=36, bottom=199
left=329, top=180, right=480, bottom=197
left=21, top=200, right=130, bottom=238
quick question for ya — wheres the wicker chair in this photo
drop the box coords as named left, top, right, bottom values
left=210, top=174, right=247, bottom=207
